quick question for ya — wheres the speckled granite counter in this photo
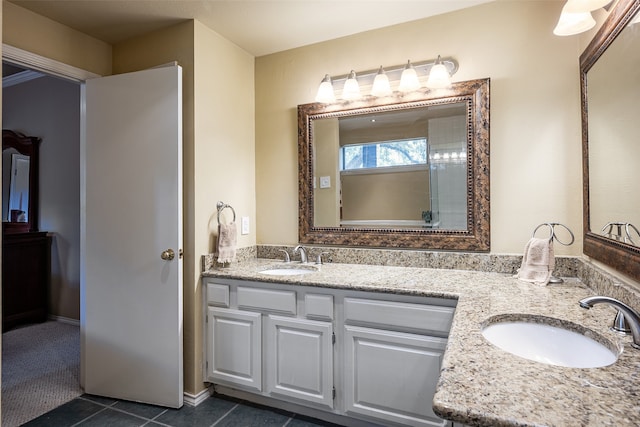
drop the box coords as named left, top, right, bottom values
left=203, top=259, right=640, bottom=427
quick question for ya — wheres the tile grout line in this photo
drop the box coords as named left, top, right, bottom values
left=210, top=403, right=240, bottom=427
left=70, top=396, right=120, bottom=426
left=142, top=408, right=171, bottom=427
left=70, top=406, right=111, bottom=427
left=75, top=397, right=169, bottom=426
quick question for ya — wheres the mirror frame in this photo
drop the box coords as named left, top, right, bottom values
left=581, top=0, right=640, bottom=280
left=298, top=78, right=490, bottom=251
left=2, top=129, right=40, bottom=234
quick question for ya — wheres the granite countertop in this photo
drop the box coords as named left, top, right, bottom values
left=203, top=259, right=640, bottom=427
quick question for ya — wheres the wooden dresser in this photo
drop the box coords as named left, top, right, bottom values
left=2, top=231, right=52, bottom=331
left=2, top=130, right=50, bottom=331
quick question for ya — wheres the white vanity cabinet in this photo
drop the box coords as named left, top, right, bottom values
left=342, top=297, right=452, bottom=427
left=204, top=278, right=456, bottom=427
left=204, top=280, right=334, bottom=410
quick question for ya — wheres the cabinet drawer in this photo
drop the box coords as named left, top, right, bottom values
left=237, top=287, right=297, bottom=315
left=344, top=298, right=454, bottom=336
left=304, top=294, right=334, bottom=320
left=206, top=282, right=230, bottom=307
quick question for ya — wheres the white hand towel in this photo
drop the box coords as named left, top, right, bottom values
left=217, top=222, right=237, bottom=264
left=516, top=237, right=555, bottom=286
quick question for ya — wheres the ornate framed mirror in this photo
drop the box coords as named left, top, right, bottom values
left=581, top=0, right=640, bottom=280
left=298, top=78, right=490, bottom=251
left=2, top=129, right=40, bottom=234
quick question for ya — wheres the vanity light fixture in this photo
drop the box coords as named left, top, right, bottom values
left=553, top=0, right=612, bottom=36
left=315, top=55, right=458, bottom=103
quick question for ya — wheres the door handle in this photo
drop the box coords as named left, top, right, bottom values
left=161, top=249, right=175, bottom=261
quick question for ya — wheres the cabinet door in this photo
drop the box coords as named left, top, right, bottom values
left=265, top=315, right=334, bottom=409
left=344, top=325, right=448, bottom=427
left=207, top=307, right=262, bottom=391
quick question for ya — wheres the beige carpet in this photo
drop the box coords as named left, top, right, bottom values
left=2, top=321, right=82, bottom=427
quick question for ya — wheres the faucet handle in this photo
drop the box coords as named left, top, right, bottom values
left=315, top=252, right=330, bottom=265
left=278, top=249, right=291, bottom=263
left=612, top=310, right=632, bottom=334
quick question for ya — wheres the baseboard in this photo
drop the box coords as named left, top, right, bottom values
left=183, top=388, right=210, bottom=407
left=48, top=315, right=80, bottom=326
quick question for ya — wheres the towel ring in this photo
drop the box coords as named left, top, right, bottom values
left=532, top=222, right=575, bottom=246
left=601, top=222, right=640, bottom=245
left=216, top=201, right=236, bottom=224
left=626, top=223, right=640, bottom=245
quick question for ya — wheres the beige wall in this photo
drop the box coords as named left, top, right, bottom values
left=2, top=1, right=111, bottom=76
left=192, top=19, right=255, bottom=394
left=255, top=0, right=585, bottom=255
left=342, top=170, right=430, bottom=221
left=313, top=118, right=340, bottom=226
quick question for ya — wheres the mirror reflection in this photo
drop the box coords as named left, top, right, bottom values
left=587, top=9, right=640, bottom=246
left=299, top=78, right=490, bottom=251
left=2, top=129, right=40, bottom=234
left=2, top=148, right=30, bottom=222
left=312, top=102, right=467, bottom=230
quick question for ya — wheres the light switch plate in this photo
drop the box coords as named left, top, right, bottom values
left=241, top=216, right=250, bottom=235
left=320, top=176, right=331, bottom=188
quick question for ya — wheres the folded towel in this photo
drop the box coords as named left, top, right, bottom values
left=516, top=237, right=555, bottom=286
left=217, top=222, right=237, bottom=264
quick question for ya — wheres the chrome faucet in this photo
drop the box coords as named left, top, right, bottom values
left=293, top=245, right=308, bottom=263
left=579, top=296, right=640, bottom=349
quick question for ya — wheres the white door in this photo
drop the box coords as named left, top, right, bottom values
left=82, top=65, right=183, bottom=407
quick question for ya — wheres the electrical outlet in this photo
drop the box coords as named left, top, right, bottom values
left=241, top=216, right=250, bottom=235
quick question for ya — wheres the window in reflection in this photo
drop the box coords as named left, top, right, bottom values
left=340, top=138, right=427, bottom=170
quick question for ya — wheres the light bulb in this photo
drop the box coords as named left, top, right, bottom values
left=553, top=4, right=596, bottom=36
left=342, top=70, right=361, bottom=100
left=371, top=66, right=392, bottom=97
left=399, top=60, right=421, bottom=92
left=426, top=56, right=452, bottom=89
left=315, top=74, right=335, bottom=103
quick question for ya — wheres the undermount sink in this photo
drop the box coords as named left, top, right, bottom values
left=258, top=264, right=318, bottom=276
left=481, top=317, right=618, bottom=368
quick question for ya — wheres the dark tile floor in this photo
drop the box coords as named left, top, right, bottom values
left=23, top=393, right=344, bottom=427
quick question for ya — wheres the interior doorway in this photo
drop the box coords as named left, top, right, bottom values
left=1, top=59, right=83, bottom=425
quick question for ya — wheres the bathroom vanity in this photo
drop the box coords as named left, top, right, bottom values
left=204, top=275, right=455, bottom=426
left=203, top=258, right=640, bottom=427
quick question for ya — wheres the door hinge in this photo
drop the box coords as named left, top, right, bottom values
left=332, top=332, right=335, bottom=345
left=332, top=386, right=336, bottom=400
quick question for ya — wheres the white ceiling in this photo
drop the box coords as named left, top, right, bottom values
left=8, top=0, right=493, bottom=57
